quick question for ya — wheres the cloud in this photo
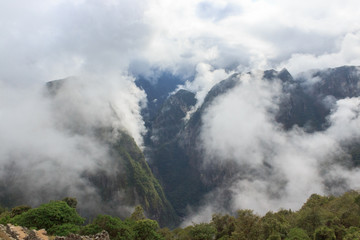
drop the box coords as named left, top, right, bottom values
left=143, top=0, right=360, bottom=72
left=0, top=0, right=150, bottom=84
left=180, top=63, right=233, bottom=109
left=0, top=71, right=146, bottom=217
left=184, top=72, right=360, bottom=224
left=2, top=0, right=360, bottom=225
left=279, top=32, right=360, bottom=74
left=1, top=0, right=360, bottom=82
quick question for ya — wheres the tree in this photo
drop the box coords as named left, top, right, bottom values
left=82, top=215, right=134, bottom=240
left=211, top=213, right=235, bottom=239
left=261, top=211, right=290, bottom=239
left=157, top=227, right=174, bottom=240
left=48, top=223, right=81, bottom=236
left=296, top=207, right=324, bottom=236
left=231, top=209, right=260, bottom=240
left=344, top=227, right=360, bottom=240
left=285, top=228, right=310, bottom=240
left=10, top=205, right=31, bottom=217
left=62, top=197, right=78, bottom=208
left=131, top=205, right=146, bottom=221
left=189, top=223, right=216, bottom=240
left=313, top=226, right=336, bottom=240
left=132, top=219, right=163, bottom=240
left=267, top=233, right=281, bottom=240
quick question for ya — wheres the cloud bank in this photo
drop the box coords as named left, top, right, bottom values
left=2, top=0, right=360, bottom=84
left=184, top=72, right=360, bottom=224
left=1, top=0, right=360, bottom=224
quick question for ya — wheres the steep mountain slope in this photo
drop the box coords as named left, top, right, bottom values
left=81, top=130, right=178, bottom=226
left=278, top=66, right=360, bottom=131
left=135, top=72, right=184, bottom=130
left=145, top=65, right=360, bottom=218
left=0, top=79, right=178, bottom=227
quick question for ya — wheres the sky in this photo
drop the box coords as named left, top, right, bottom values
left=1, top=0, right=360, bottom=85
left=1, top=0, right=360, bottom=222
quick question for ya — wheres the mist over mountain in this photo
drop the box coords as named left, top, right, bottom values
left=141, top=65, right=360, bottom=224
left=2, top=0, right=360, bottom=230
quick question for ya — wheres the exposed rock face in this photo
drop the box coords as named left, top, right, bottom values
left=0, top=225, right=109, bottom=240
left=54, top=231, right=110, bottom=240
left=146, top=65, right=360, bottom=217
left=0, top=78, right=178, bottom=227
left=0, top=224, right=48, bottom=240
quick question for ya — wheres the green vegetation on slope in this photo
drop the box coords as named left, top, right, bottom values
left=2, top=191, right=360, bottom=239
left=114, top=133, right=178, bottom=226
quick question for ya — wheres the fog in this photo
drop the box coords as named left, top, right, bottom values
left=0, top=74, right=145, bottom=217
left=1, top=0, right=360, bottom=224
left=183, top=71, right=360, bottom=224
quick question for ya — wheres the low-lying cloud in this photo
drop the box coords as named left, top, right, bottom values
left=0, top=73, right=146, bottom=216
left=184, top=71, right=360, bottom=224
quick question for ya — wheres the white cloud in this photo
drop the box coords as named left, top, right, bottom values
left=2, top=0, right=360, bottom=223
left=185, top=73, right=360, bottom=224
left=279, top=32, right=360, bottom=74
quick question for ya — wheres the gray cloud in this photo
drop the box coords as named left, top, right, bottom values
left=196, top=1, right=242, bottom=22
left=0, top=72, right=145, bottom=217
left=2, top=0, right=360, bottom=225
left=183, top=71, right=360, bottom=224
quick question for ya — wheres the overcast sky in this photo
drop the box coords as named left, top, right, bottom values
left=1, top=0, right=360, bottom=86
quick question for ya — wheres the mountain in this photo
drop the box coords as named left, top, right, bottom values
left=143, top=65, right=360, bottom=218
left=277, top=66, right=360, bottom=131
left=81, top=130, right=178, bottom=226
left=0, top=79, right=178, bottom=227
left=135, top=72, right=184, bottom=131
left=5, top=66, right=360, bottom=228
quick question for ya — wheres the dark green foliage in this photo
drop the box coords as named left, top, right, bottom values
left=48, top=223, right=80, bottom=236
left=296, top=206, right=327, bottom=236
left=10, top=201, right=84, bottom=233
left=62, top=197, right=78, bottom=208
left=313, top=226, right=336, bottom=240
left=231, top=209, right=261, bottom=240
left=261, top=211, right=291, bottom=239
left=79, top=223, right=102, bottom=236
left=82, top=215, right=133, bottom=240
left=285, top=228, right=310, bottom=240
left=344, top=227, right=360, bottom=240
left=188, top=223, right=216, bottom=240
left=130, top=205, right=146, bottom=221
left=132, top=219, right=163, bottom=240
left=211, top=213, right=235, bottom=239
left=0, top=211, right=11, bottom=225
left=267, top=232, right=281, bottom=240
left=10, top=205, right=31, bottom=217
left=113, top=133, right=178, bottom=227
left=6, top=191, right=360, bottom=240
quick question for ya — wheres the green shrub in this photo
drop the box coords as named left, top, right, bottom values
left=82, top=215, right=134, bottom=240
left=80, top=224, right=102, bottom=236
left=0, top=211, right=11, bottom=225
left=10, top=205, right=31, bottom=217
left=313, top=226, right=336, bottom=240
left=62, top=197, right=78, bottom=209
left=10, top=201, right=84, bottom=233
left=286, top=227, right=310, bottom=240
left=132, top=219, right=163, bottom=240
left=267, top=233, right=281, bottom=240
left=344, top=227, right=360, bottom=240
left=48, top=223, right=80, bottom=236
left=188, top=223, right=216, bottom=240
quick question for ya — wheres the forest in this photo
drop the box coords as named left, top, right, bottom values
left=1, top=191, right=360, bottom=240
